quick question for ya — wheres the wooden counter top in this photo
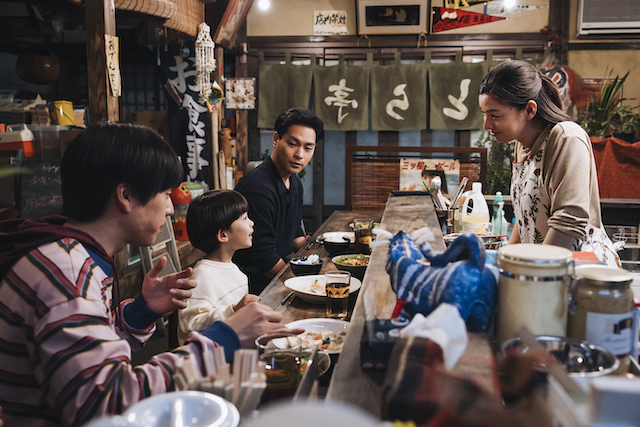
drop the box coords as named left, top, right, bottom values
left=325, top=194, right=447, bottom=413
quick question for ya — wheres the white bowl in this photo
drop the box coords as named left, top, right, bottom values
left=122, top=391, right=239, bottom=427
left=283, top=275, right=362, bottom=304
left=319, top=231, right=355, bottom=243
left=286, top=318, right=351, bottom=354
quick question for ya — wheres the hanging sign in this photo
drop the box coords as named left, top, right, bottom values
left=162, top=45, right=210, bottom=182
left=432, top=7, right=506, bottom=32
left=370, top=54, right=428, bottom=131
left=314, top=55, right=370, bottom=131
left=105, top=34, right=121, bottom=97
left=314, top=10, right=348, bottom=35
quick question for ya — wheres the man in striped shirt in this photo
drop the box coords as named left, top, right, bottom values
left=0, top=123, right=300, bottom=427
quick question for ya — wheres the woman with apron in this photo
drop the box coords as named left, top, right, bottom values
left=478, top=60, right=620, bottom=267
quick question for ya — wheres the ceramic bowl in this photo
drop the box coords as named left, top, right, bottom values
left=502, top=335, right=619, bottom=377
left=332, top=254, right=370, bottom=280
left=290, top=258, right=323, bottom=276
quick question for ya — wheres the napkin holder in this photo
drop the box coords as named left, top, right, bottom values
left=360, top=317, right=409, bottom=370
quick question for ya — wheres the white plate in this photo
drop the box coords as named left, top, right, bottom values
left=122, top=391, right=239, bottom=427
left=319, top=231, right=355, bottom=244
left=283, top=274, right=362, bottom=304
left=286, top=318, right=351, bottom=354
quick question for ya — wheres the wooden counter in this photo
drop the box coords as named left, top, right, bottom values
left=259, top=194, right=498, bottom=419
left=325, top=194, right=447, bottom=414
left=258, top=210, right=382, bottom=323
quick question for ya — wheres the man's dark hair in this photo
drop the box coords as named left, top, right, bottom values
left=61, top=122, right=183, bottom=222
left=187, top=189, right=249, bottom=254
left=274, top=108, right=324, bottom=143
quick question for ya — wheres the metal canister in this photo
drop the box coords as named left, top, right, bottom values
left=567, top=264, right=634, bottom=371
left=496, top=244, right=573, bottom=346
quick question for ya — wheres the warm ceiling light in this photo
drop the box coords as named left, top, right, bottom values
left=504, top=0, right=516, bottom=9
left=258, top=0, right=270, bottom=11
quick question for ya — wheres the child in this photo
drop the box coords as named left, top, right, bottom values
left=178, top=189, right=262, bottom=344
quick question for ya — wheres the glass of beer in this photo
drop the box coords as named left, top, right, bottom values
left=352, top=218, right=373, bottom=253
left=325, top=270, right=351, bottom=319
left=255, top=333, right=302, bottom=404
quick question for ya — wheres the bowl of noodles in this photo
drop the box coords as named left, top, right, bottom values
left=332, top=254, right=369, bottom=280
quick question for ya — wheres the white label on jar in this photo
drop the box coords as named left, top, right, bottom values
left=585, top=311, right=634, bottom=356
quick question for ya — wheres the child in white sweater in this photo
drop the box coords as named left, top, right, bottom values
left=178, top=189, right=261, bottom=344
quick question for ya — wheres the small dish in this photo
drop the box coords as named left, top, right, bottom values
left=290, top=257, right=323, bottom=276
left=286, top=318, right=351, bottom=355
left=501, top=335, right=619, bottom=378
left=122, top=390, right=239, bottom=427
left=299, top=350, right=331, bottom=378
left=283, top=275, right=362, bottom=304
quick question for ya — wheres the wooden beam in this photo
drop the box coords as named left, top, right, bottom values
left=85, top=0, right=119, bottom=124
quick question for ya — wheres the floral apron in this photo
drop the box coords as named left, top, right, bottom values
left=511, top=147, right=621, bottom=268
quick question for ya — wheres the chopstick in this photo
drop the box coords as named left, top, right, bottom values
left=281, top=291, right=294, bottom=305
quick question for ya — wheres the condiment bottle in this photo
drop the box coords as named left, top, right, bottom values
left=461, top=182, right=490, bottom=235
left=568, top=264, right=634, bottom=373
left=492, top=191, right=504, bottom=235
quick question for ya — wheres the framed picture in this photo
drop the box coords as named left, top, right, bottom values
left=213, top=0, right=255, bottom=48
left=357, top=0, right=429, bottom=35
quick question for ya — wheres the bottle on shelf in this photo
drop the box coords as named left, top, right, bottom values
left=492, top=191, right=504, bottom=235
left=461, top=182, right=490, bottom=235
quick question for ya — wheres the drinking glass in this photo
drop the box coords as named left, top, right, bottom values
left=352, top=218, right=373, bottom=253
left=255, top=333, right=302, bottom=404
left=325, top=270, right=351, bottom=320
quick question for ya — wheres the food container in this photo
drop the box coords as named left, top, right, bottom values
left=290, top=256, right=323, bottom=276
left=568, top=264, right=634, bottom=372
left=502, top=335, right=619, bottom=378
left=332, top=254, right=369, bottom=280
left=496, top=244, right=573, bottom=345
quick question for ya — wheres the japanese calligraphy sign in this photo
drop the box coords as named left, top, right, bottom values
left=105, top=34, right=121, bottom=97
left=371, top=52, right=428, bottom=131
left=314, top=10, right=348, bottom=35
left=257, top=52, right=314, bottom=128
left=399, top=158, right=460, bottom=194
left=162, top=45, right=210, bottom=182
left=429, top=51, right=484, bottom=130
left=314, top=54, right=370, bottom=131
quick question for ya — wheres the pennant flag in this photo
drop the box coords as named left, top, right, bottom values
left=257, top=52, right=314, bottom=128
left=314, top=55, right=370, bottom=131
left=432, top=7, right=506, bottom=33
left=371, top=53, right=428, bottom=131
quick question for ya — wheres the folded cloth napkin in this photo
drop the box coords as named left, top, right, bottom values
left=400, top=303, right=468, bottom=370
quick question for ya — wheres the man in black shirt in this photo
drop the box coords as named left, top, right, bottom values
left=234, top=108, right=324, bottom=294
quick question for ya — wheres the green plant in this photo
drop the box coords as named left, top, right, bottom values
left=609, top=105, right=639, bottom=139
left=475, top=130, right=514, bottom=196
left=581, top=70, right=630, bottom=138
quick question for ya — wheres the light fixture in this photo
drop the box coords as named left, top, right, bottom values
left=258, top=0, right=270, bottom=11
left=503, top=0, right=516, bottom=10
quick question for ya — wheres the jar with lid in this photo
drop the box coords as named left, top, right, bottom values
left=567, top=264, right=634, bottom=372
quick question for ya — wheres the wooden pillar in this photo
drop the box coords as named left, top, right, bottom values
left=235, top=25, right=248, bottom=175
left=85, top=0, right=119, bottom=124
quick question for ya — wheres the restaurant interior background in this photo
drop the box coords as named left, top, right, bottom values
left=0, top=0, right=639, bottom=287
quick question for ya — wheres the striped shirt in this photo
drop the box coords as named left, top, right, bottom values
left=0, top=237, right=224, bottom=427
